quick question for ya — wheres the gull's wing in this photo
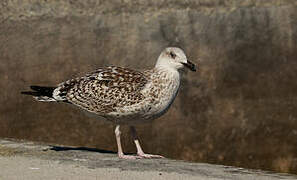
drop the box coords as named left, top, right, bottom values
left=54, top=66, right=148, bottom=114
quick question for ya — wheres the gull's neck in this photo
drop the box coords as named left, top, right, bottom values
left=154, top=62, right=179, bottom=75
left=153, top=64, right=180, bottom=84
left=141, top=59, right=181, bottom=119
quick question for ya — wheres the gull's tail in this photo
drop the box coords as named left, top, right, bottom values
left=21, top=86, right=57, bottom=102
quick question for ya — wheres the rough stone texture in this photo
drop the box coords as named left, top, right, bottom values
left=1, top=0, right=297, bottom=174
left=1, top=138, right=297, bottom=180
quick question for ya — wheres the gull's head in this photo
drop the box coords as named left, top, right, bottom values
left=156, top=47, right=196, bottom=72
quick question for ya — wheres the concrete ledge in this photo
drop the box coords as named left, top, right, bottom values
left=0, top=139, right=296, bottom=180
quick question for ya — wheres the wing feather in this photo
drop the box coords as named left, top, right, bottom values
left=56, top=66, right=148, bottom=114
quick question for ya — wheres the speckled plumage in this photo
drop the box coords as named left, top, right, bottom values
left=52, top=66, right=180, bottom=124
left=22, top=47, right=196, bottom=159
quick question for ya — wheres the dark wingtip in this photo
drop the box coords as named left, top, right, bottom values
left=22, top=85, right=56, bottom=96
left=30, top=85, right=41, bottom=91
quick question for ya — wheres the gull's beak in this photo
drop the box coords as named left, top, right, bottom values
left=182, top=60, right=196, bottom=72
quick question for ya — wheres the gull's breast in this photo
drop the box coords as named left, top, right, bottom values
left=106, top=68, right=181, bottom=124
left=144, top=73, right=180, bottom=120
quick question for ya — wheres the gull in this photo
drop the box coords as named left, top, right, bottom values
left=22, top=47, right=197, bottom=159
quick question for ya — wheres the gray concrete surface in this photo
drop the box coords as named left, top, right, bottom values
left=0, top=139, right=296, bottom=180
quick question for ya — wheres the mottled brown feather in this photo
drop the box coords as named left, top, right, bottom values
left=57, top=66, right=148, bottom=114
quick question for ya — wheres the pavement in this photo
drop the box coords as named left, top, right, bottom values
left=0, top=138, right=296, bottom=180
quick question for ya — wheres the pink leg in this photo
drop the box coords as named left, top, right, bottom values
left=130, top=126, right=164, bottom=159
left=115, top=125, right=141, bottom=159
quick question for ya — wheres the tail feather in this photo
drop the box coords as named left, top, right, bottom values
left=21, top=85, right=57, bottom=102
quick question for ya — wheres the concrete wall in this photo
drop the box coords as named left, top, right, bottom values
left=1, top=0, right=297, bottom=173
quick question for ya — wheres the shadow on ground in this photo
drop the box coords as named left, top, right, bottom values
left=50, top=146, right=116, bottom=154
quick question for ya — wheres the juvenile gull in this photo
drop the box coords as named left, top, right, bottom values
left=22, top=47, right=196, bottom=159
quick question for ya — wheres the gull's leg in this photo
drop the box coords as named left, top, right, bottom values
left=115, top=125, right=140, bottom=159
left=130, top=126, right=164, bottom=159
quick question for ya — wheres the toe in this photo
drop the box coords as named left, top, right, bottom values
left=118, top=154, right=142, bottom=159
left=138, top=153, right=164, bottom=159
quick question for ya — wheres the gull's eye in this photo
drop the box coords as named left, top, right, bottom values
left=169, top=52, right=176, bottom=59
